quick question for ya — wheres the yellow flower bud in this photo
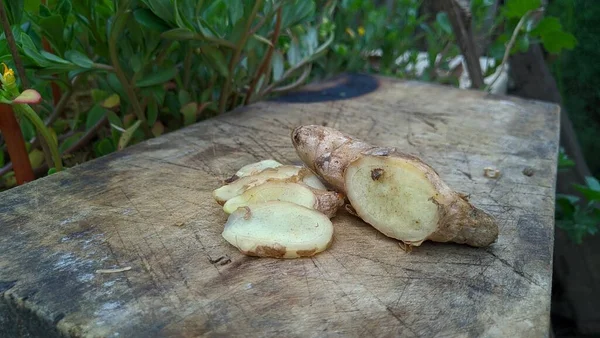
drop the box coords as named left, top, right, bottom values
left=1, top=63, right=15, bottom=86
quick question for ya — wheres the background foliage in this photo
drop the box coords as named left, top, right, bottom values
left=547, top=0, right=600, bottom=177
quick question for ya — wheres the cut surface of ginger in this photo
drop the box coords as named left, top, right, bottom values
left=345, top=155, right=440, bottom=243
left=222, top=201, right=334, bottom=258
left=213, top=165, right=302, bottom=204
left=235, top=159, right=282, bottom=178
left=214, top=165, right=326, bottom=204
left=223, top=182, right=316, bottom=214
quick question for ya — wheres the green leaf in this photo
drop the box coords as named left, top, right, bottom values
left=201, top=45, right=229, bottom=77
left=57, top=0, right=72, bottom=21
left=38, top=15, right=65, bottom=53
left=25, top=0, right=41, bottom=13
left=180, top=102, right=197, bottom=126
left=136, top=67, right=178, bottom=87
left=574, top=185, right=600, bottom=202
left=133, top=8, right=170, bottom=31
left=173, top=0, right=194, bottom=30
left=107, top=73, right=127, bottom=100
left=178, top=90, right=191, bottom=105
left=142, top=0, right=176, bottom=25
left=4, top=0, right=24, bottom=25
left=586, top=176, right=600, bottom=191
left=59, top=132, right=84, bottom=153
left=40, top=51, right=72, bottom=65
left=101, top=94, right=121, bottom=109
left=200, top=88, right=212, bottom=102
left=272, top=50, right=284, bottom=81
left=19, top=32, right=50, bottom=67
left=287, top=38, right=301, bottom=66
left=229, top=18, right=247, bottom=44
left=164, top=91, right=180, bottom=116
left=28, top=149, right=45, bottom=169
left=85, top=104, right=107, bottom=131
left=196, top=18, right=220, bottom=39
left=94, top=138, right=115, bottom=156
left=541, top=31, right=577, bottom=54
left=118, top=120, right=142, bottom=150
left=39, top=4, right=51, bottom=17
left=228, top=0, right=244, bottom=25
left=130, top=54, right=143, bottom=73
left=281, top=0, right=316, bottom=29
left=161, top=27, right=197, bottom=40
left=530, top=17, right=563, bottom=37
left=504, top=0, right=541, bottom=18
left=436, top=12, right=452, bottom=34
left=48, top=167, right=57, bottom=175
left=0, top=147, right=4, bottom=167
left=107, top=111, right=123, bottom=128
left=65, top=50, right=94, bottom=69
left=147, top=98, right=158, bottom=125
left=304, top=27, right=318, bottom=54
left=20, top=118, right=36, bottom=142
left=91, top=89, right=111, bottom=103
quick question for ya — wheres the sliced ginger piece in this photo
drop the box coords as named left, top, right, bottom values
left=222, top=201, right=334, bottom=258
left=213, top=165, right=326, bottom=205
left=225, top=159, right=283, bottom=183
left=222, top=181, right=344, bottom=217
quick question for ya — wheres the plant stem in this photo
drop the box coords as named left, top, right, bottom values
left=218, top=0, right=264, bottom=114
left=442, top=0, right=484, bottom=89
left=261, top=32, right=334, bottom=96
left=0, top=115, right=109, bottom=179
left=0, top=1, right=29, bottom=89
left=92, top=63, right=115, bottom=71
left=64, top=116, right=107, bottom=154
left=13, top=104, right=62, bottom=171
left=0, top=104, right=34, bottom=184
left=245, top=7, right=282, bottom=105
left=108, top=3, right=151, bottom=137
left=271, top=64, right=312, bottom=93
left=485, top=9, right=536, bottom=92
left=45, top=87, right=75, bottom=126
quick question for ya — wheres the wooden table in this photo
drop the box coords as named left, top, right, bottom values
left=0, top=74, right=560, bottom=337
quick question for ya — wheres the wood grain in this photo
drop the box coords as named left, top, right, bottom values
left=0, top=74, right=560, bottom=338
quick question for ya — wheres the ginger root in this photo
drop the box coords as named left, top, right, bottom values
left=222, top=201, right=334, bottom=258
left=223, top=181, right=344, bottom=218
left=291, top=125, right=499, bottom=247
left=213, top=160, right=343, bottom=258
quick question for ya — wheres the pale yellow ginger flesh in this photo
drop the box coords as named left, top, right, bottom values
left=213, top=165, right=326, bottom=205
left=222, top=201, right=334, bottom=258
left=222, top=181, right=344, bottom=218
left=345, top=156, right=440, bottom=243
left=291, top=124, right=499, bottom=248
left=233, top=159, right=282, bottom=179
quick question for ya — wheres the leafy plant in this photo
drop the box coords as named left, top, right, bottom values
left=556, top=176, right=600, bottom=244
left=555, top=149, right=600, bottom=244
left=0, top=0, right=335, bottom=189
left=312, top=0, right=460, bottom=83
left=547, top=0, right=600, bottom=177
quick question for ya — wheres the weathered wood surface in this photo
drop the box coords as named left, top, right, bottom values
left=0, top=74, right=560, bottom=337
